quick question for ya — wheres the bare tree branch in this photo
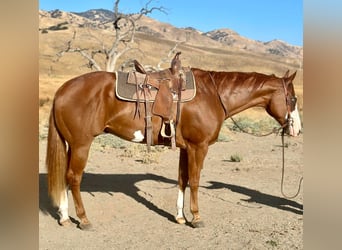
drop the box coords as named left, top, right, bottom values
left=113, top=0, right=120, bottom=17
left=130, top=0, right=168, bottom=21
left=55, top=0, right=168, bottom=72
left=55, top=30, right=102, bottom=70
left=157, top=40, right=186, bottom=70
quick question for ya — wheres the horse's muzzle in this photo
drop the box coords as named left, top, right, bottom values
left=287, top=117, right=302, bottom=137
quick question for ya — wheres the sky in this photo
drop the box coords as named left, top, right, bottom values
left=39, top=0, right=303, bottom=46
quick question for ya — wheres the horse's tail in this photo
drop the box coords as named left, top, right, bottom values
left=46, top=101, right=68, bottom=207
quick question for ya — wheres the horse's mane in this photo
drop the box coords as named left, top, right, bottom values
left=211, top=70, right=280, bottom=91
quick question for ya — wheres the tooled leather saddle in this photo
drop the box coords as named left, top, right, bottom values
left=115, top=52, right=195, bottom=151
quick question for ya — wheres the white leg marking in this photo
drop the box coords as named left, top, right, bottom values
left=132, top=130, right=144, bottom=142
left=176, top=189, right=184, bottom=220
left=59, top=189, right=69, bottom=222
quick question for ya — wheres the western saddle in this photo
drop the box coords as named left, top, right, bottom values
left=129, top=52, right=186, bottom=151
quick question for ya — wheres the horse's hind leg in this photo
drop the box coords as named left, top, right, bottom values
left=66, top=142, right=92, bottom=230
left=176, top=148, right=189, bottom=224
left=58, top=189, right=70, bottom=226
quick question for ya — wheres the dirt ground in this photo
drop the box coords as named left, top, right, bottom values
left=39, top=129, right=303, bottom=249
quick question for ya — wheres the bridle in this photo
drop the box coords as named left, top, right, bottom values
left=209, top=72, right=303, bottom=199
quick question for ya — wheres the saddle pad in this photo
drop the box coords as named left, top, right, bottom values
left=115, top=70, right=196, bottom=103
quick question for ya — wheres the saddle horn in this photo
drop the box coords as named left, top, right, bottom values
left=133, top=59, right=147, bottom=74
left=171, top=52, right=182, bottom=75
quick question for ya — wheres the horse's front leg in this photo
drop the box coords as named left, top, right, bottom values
left=187, top=143, right=208, bottom=228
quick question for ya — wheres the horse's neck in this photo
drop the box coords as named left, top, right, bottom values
left=216, top=72, right=277, bottom=118
left=227, top=94, right=268, bottom=116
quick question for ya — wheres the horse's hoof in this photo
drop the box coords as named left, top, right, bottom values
left=79, top=219, right=93, bottom=230
left=176, top=217, right=186, bottom=225
left=191, top=220, right=205, bottom=228
left=59, top=218, right=72, bottom=227
left=79, top=222, right=92, bottom=230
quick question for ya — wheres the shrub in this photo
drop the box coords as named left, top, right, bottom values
left=47, top=22, right=69, bottom=31
left=224, top=116, right=279, bottom=134
left=230, top=154, right=242, bottom=162
left=120, top=144, right=163, bottom=164
left=39, top=97, right=50, bottom=107
left=93, top=134, right=126, bottom=149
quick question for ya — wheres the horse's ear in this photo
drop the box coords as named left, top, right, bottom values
left=288, top=71, right=297, bottom=82
left=283, top=70, right=290, bottom=78
left=284, top=71, right=297, bottom=84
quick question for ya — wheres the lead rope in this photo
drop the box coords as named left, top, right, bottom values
left=279, top=79, right=303, bottom=199
left=280, top=129, right=303, bottom=199
left=232, top=116, right=303, bottom=198
left=230, top=116, right=285, bottom=137
left=209, top=71, right=302, bottom=199
left=231, top=116, right=303, bottom=198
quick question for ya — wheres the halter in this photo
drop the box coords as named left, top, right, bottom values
left=281, top=78, right=298, bottom=134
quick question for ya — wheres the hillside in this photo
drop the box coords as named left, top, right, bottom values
left=39, top=9, right=302, bottom=70
left=39, top=9, right=303, bottom=122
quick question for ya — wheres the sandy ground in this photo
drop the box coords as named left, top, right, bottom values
left=39, top=132, right=303, bottom=249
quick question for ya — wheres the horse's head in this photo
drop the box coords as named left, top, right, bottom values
left=267, top=70, right=302, bottom=136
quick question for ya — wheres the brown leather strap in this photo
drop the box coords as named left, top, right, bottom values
left=133, top=72, right=141, bottom=119
left=145, top=105, right=152, bottom=152
left=175, top=77, right=182, bottom=126
left=142, top=76, right=153, bottom=152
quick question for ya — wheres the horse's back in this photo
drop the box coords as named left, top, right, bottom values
left=55, top=71, right=116, bottom=100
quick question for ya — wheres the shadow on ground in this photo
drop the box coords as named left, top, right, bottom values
left=39, top=173, right=302, bottom=228
left=205, top=181, right=303, bottom=215
left=39, top=173, right=178, bottom=225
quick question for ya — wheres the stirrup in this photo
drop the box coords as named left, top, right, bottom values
left=161, top=120, right=175, bottom=138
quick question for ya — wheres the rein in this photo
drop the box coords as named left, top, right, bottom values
left=209, top=72, right=303, bottom=199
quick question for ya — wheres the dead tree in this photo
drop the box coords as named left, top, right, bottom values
left=55, top=0, right=167, bottom=72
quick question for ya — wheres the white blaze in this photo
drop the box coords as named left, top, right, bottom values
left=288, top=105, right=302, bottom=136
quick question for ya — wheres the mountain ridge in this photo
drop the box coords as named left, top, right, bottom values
left=65, top=8, right=302, bottom=59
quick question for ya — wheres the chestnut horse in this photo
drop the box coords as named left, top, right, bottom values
left=46, top=68, right=301, bottom=229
